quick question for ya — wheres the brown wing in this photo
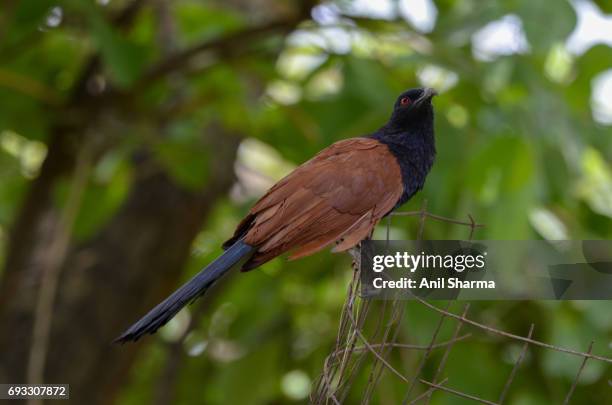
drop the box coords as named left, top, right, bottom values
left=226, top=137, right=403, bottom=271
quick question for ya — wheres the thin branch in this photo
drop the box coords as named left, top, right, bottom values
left=26, top=141, right=93, bottom=400
left=402, top=301, right=452, bottom=404
left=413, top=297, right=612, bottom=364
left=498, top=324, right=534, bottom=404
left=328, top=393, right=341, bottom=405
left=563, top=341, right=594, bottom=405
left=345, top=303, right=410, bottom=384
left=362, top=291, right=404, bottom=401
left=406, top=378, right=448, bottom=405
left=327, top=334, right=472, bottom=363
left=392, top=210, right=486, bottom=229
left=0, top=68, right=61, bottom=105
left=419, top=379, right=499, bottom=405
left=334, top=264, right=365, bottom=394
left=338, top=274, right=373, bottom=402
left=417, top=199, right=428, bottom=240
left=319, top=209, right=612, bottom=405
left=313, top=266, right=362, bottom=404
left=424, top=304, right=470, bottom=404
left=467, top=214, right=477, bottom=240
left=134, top=19, right=299, bottom=91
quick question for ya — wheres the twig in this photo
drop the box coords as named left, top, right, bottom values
left=402, top=301, right=452, bottom=404
left=135, top=19, right=299, bottom=91
left=335, top=263, right=367, bottom=396
left=413, top=297, right=612, bottom=364
left=417, top=200, right=428, bottom=240
left=563, top=341, right=594, bottom=405
left=424, top=304, right=470, bottom=404
left=0, top=68, right=61, bottom=105
left=391, top=210, right=485, bottom=229
left=467, top=214, right=477, bottom=240
left=313, top=267, right=362, bottom=404
left=318, top=208, right=612, bottom=405
left=406, top=377, right=448, bottom=405
left=498, top=324, right=534, bottom=404
left=345, top=304, right=410, bottom=384
left=419, top=379, right=499, bottom=405
left=327, top=334, right=472, bottom=360
left=26, top=141, right=93, bottom=404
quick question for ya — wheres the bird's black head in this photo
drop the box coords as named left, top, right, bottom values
left=386, top=87, right=437, bottom=133
left=374, top=87, right=437, bottom=208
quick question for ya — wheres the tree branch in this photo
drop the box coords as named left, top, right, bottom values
left=71, top=0, right=149, bottom=102
left=134, top=18, right=299, bottom=91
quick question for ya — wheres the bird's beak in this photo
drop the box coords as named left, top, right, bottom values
left=418, top=88, right=437, bottom=104
left=424, top=87, right=438, bottom=98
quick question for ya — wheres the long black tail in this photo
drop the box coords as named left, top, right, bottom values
left=114, top=240, right=254, bottom=343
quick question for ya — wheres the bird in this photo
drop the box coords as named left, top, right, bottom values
left=115, top=87, right=437, bottom=343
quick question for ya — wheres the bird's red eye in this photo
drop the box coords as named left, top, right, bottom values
left=400, top=97, right=411, bottom=106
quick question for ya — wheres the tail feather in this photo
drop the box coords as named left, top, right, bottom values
left=114, top=240, right=254, bottom=343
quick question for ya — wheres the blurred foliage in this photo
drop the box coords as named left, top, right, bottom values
left=0, top=0, right=611, bottom=404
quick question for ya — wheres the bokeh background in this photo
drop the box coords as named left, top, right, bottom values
left=0, top=0, right=611, bottom=404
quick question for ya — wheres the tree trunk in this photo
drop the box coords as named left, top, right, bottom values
left=0, top=129, right=240, bottom=403
left=0, top=1, right=313, bottom=402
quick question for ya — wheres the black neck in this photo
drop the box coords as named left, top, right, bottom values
left=371, top=110, right=436, bottom=208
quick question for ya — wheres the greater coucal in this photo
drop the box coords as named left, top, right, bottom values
left=115, top=87, right=437, bottom=343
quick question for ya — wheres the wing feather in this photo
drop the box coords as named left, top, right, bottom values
left=228, top=138, right=403, bottom=270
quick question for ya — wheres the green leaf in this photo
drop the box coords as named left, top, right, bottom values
left=593, top=0, right=612, bottom=13
left=74, top=1, right=147, bottom=87
left=154, top=138, right=211, bottom=190
left=89, top=17, right=147, bottom=87
left=72, top=151, right=131, bottom=239
left=1, top=0, right=54, bottom=49
left=567, top=45, right=612, bottom=113
left=466, top=135, right=535, bottom=196
left=175, top=2, right=244, bottom=45
left=515, top=0, right=577, bottom=51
